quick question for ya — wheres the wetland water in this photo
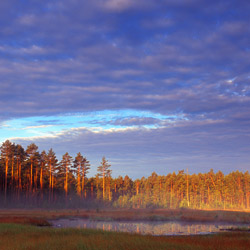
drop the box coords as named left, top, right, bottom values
left=49, top=218, right=249, bottom=236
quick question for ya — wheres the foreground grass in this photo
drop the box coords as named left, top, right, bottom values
left=0, top=224, right=249, bottom=250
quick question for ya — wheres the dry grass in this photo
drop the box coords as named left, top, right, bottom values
left=0, top=208, right=249, bottom=250
left=0, top=223, right=249, bottom=250
left=0, top=216, right=51, bottom=226
left=1, top=208, right=249, bottom=224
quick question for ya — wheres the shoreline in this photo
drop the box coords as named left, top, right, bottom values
left=0, top=208, right=249, bottom=226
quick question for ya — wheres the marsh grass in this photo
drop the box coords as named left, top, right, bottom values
left=0, top=223, right=249, bottom=250
left=0, top=216, right=51, bottom=226
left=0, top=208, right=249, bottom=224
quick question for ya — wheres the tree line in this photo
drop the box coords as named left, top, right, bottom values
left=0, top=140, right=249, bottom=209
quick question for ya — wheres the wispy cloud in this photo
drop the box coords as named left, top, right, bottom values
left=0, top=0, right=249, bottom=176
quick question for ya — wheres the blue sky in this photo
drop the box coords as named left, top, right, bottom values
left=0, top=0, right=250, bottom=178
left=1, top=110, right=183, bottom=140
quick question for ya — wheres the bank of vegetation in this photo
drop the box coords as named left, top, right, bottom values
left=0, top=223, right=249, bottom=250
left=1, top=140, right=250, bottom=209
left=0, top=209, right=250, bottom=225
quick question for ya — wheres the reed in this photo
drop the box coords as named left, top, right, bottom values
left=0, top=223, right=249, bottom=250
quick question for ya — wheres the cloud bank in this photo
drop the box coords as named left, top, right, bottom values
left=0, top=0, right=249, bottom=177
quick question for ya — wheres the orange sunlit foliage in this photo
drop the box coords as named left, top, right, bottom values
left=0, top=140, right=250, bottom=209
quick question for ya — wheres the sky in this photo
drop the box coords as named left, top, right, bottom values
left=0, top=0, right=250, bottom=178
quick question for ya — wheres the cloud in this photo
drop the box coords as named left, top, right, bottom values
left=10, top=116, right=250, bottom=177
left=101, top=0, right=157, bottom=12
left=0, top=45, right=56, bottom=56
left=112, top=117, right=161, bottom=126
left=103, top=0, right=136, bottom=11
left=22, top=125, right=53, bottom=130
left=0, top=0, right=250, bottom=176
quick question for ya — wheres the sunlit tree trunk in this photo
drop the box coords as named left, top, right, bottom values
left=186, top=168, right=189, bottom=207
left=207, top=185, right=210, bottom=206
left=102, top=167, right=105, bottom=200
left=11, top=156, right=14, bottom=185
left=40, top=162, right=43, bottom=191
left=61, top=153, right=72, bottom=198
left=18, top=162, right=22, bottom=191
left=49, top=160, right=52, bottom=189
left=81, top=166, right=85, bottom=198
left=136, top=181, right=139, bottom=195
left=5, top=157, right=9, bottom=200
left=34, top=166, right=38, bottom=191
left=15, top=158, right=19, bottom=188
left=77, top=163, right=81, bottom=196
left=91, top=182, right=94, bottom=198
left=108, top=184, right=111, bottom=201
left=49, top=161, right=52, bottom=202
left=1, top=140, right=14, bottom=202
left=73, top=153, right=90, bottom=198
left=247, top=192, right=250, bottom=209
left=170, top=179, right=173, bottom=208
left=30, top=160, right=33, bottom=191
left=52, top=174, right=54, bottom=201
left=97, top=157, right=111, bottom=201
left=26, top=143, right=39, bottom=193
left=108, top=175, right=111, bottom=201
left=65, top=164, right=68, bottom=197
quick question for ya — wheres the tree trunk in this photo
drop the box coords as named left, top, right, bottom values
left=40, top=163, right=43, bottom=190
left=49, top=161, right=52, bottom=189
left=65, top=164, right=68, bottom=197
left=186, top=169, right=189, bottom=207
left=18, top=162, right=22, bottom=190
left=103, top=169, right=105, bottom=200
left=30, top=160, right=33, bottom=191
left=136, top=181, right=139, bottom=195
left=91, top=182, right=94, bottom=198
left=11, top=157, right=14, bottom=185
left=77, top=164, right=81, bottom=196
left=5, top=158, right=9, bottom=201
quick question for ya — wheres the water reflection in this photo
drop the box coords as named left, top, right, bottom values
left=50, top=218, right=249, bottom=236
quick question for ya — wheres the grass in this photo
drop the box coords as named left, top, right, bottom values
left=0, top=216, right=51, bottom=226
left=0, top=208, right=249, bottom=250
left=0, top=208, right=249, bottom=223
left=0, top=223, right=249, bottom=250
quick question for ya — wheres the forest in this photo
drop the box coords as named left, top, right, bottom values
left=0, top=140, right=249, bottom=209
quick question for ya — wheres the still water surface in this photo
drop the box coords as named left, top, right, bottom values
left=50, top=218, right=249, bottom=236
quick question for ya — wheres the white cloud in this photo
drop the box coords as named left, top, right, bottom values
left=103, top=0, right=137, bottom=11
left=22, top=125, right=53, bottom=130
left=226, top=77, right=236, bottom=84
left=18, top=14, right=37, bottom=26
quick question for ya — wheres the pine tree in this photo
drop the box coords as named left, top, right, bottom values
left=40, top=150, right=47, bottom=192
left=47, top=149, right=57, bottom=191
left=243, top=171, right=250, bottom=209
left=0, top=140, right=13, bottom=199
left=26, top=143, right=39, bottom=191
left=73, top=152, right=90, bottom=198
left=15, top=144, right=26, bottom=194
left=59, top=152, right=73, bottom=197
left=97, top=157, right=111, bottom=200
